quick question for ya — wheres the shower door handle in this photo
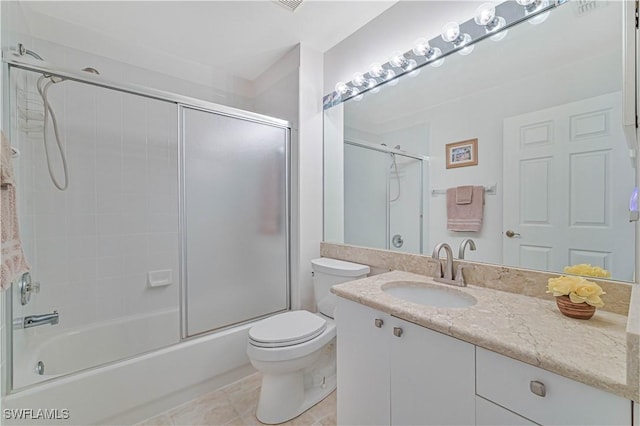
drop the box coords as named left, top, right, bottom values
left=392, top=234, right=404, bottom=248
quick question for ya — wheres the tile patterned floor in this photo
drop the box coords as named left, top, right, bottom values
left=136, top=373, right=337, bottom=426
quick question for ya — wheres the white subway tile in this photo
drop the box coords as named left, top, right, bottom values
left=96, top=256, right=124, bottom=279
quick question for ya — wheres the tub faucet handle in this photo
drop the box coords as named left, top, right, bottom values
left=19, top=272, right=40, bottom=306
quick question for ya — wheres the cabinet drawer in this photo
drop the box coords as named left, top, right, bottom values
left=475, top=396, right=535, bottom=425
left=476, top=348, right=631, bottom=426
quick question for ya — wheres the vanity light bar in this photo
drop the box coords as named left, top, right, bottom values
left=323, top=0, right=564, bottom=110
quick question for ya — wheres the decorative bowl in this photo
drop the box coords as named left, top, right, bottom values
left=555, top=295, right=596, bottom=320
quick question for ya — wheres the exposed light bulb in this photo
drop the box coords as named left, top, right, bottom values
left=441, top=21, right=474, bottom=55
left=516, top=0, right=537, bottom=8
left=490, top=28, right=508, bottom=42
left=475, top=3, right=508, bottom=42
left=389, top=51, right=409, bottom=69
left=369, top=62, right=385, bottom=78
left=474, top=3, right=496, bottom=26
left=517, top=0, right=550, bottom=24
left=335, top=82, right=350, bottom=95
left=364, top=78, right=380, bottom=94
left=459, top=43, right=475, bottom=56
left=529, top=9, right=550, bottom=25
left=412, top=38, right=431, bottom=56
left=456, top=33, right=474, bottom=55
left=431, top=57, right=445, bottom=68
left=385, top=69, right=398, bottom=86
left=475, top=2, right=507, bottom=40
left=427, top=46, right=442, bottom=61
left=441, top=22, right=461, bottom=43
left=352, top=72, right=366, bottom=87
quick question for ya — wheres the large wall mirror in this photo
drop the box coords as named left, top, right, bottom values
left=323, top=1, right=637, bottom=282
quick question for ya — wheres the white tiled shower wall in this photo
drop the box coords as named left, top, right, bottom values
left=13, top=70, right=180, bottom=333
left=6, top=38, right=303, bottom=341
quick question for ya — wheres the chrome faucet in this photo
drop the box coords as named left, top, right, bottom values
left=23, top=311, right=59, bottom=329
left=432, top=243, right=455, bottom=282
left=458, top=239, right=477, bottom=259
left=432, top=243, right=470, bottom=287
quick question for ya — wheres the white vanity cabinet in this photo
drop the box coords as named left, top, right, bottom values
left=336, top=298, right=475, bottom=425
left=336, top=298, right=634, bottom=426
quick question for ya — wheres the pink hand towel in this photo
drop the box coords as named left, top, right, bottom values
left=447, top=185, right=485, bottom=232
left=455, top=185, right=473, bottom=204
left=1, top=131, right=30, bottom=290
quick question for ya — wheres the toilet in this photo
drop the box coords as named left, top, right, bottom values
left=247, top=258, right=370, bottom=424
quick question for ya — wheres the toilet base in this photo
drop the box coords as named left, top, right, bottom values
left=256, top=372, right=336, bottom=424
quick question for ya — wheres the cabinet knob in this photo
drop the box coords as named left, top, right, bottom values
left=529, top=380, right=546, bottom=397
left=393, top=327, right=403, bottom=338
left=374, top=318, right=384, bottom=328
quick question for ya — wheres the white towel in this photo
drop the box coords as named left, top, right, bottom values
left=1, top=131, right=30, bottom=290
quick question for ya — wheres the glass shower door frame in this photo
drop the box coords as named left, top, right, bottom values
left=344, top=139, right=424, bottom=254
left=2, top=55, right=293, bottom=391
left=177, top=104, right=292, bottom=339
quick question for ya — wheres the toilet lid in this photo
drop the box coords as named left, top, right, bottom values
left=249, top=311, right=327, bottom=348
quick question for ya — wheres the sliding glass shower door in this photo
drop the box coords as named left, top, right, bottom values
left=182, top=107, right=289, bottom=337
left=343, top=142, right=423, bottom=254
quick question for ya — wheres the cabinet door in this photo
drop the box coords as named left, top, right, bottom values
left=336, top=298, right=391, bottom=425
left=390, top=318, right=475, bottom=426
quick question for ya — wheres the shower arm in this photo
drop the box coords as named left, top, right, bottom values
left=17, top=43, right=44, bottom=61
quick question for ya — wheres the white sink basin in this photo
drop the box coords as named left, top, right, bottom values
left=382, top=281, right=477, bottom=308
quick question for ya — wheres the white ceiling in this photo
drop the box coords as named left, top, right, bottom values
left=19, top=0, right=398, bottom=82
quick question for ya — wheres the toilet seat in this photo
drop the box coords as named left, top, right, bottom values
left=249, top=311, right=327, bottom=348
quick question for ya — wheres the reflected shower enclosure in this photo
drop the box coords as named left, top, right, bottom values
left=343, top=141, right=424, bottom=254
left=7, top=64, right=290, bottom=390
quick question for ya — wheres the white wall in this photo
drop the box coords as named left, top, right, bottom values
left=296, top=44, right=324, bottom=311
left=323, top=104, right=344, bottom=244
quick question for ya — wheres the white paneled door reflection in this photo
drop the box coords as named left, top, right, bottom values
left=503, top=92, right=635, bottom=281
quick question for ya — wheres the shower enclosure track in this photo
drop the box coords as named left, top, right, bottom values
left=2, top=51, right=293, bottom=395
left=3, top=53, right=291, bottom=129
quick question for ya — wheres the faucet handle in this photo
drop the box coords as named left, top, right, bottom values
left=455, top=264, right=474, bottom=286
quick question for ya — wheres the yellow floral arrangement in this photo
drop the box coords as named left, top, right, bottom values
left=546, top=275, right=606, bottom=307
left=563, top=263, right=611, bottom=278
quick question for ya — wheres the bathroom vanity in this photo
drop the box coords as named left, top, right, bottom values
left=332, top=270, right=638, bottom=426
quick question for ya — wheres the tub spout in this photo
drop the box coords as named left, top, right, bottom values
left=23, top=311, right=59, bottom=328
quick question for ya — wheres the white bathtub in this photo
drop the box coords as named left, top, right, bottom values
left=13, top=308, right=181, bottom=388
left=5, top=310, right=255, bottom=425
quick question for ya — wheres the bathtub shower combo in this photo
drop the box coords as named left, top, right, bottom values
left=343, top=140, right=425, bottom=254
left=2, top=50, right=291, bottom=424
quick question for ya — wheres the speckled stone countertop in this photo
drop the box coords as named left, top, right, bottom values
left=331, top=270, right=639, bottom=402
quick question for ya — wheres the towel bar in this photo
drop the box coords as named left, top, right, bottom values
left=431, top=184, right=497, bottom=196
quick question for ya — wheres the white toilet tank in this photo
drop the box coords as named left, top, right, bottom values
left=311, top=258, right=369, bottom=318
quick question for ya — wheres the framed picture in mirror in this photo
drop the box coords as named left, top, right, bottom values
left=446, top=138, right=478, bottom=169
